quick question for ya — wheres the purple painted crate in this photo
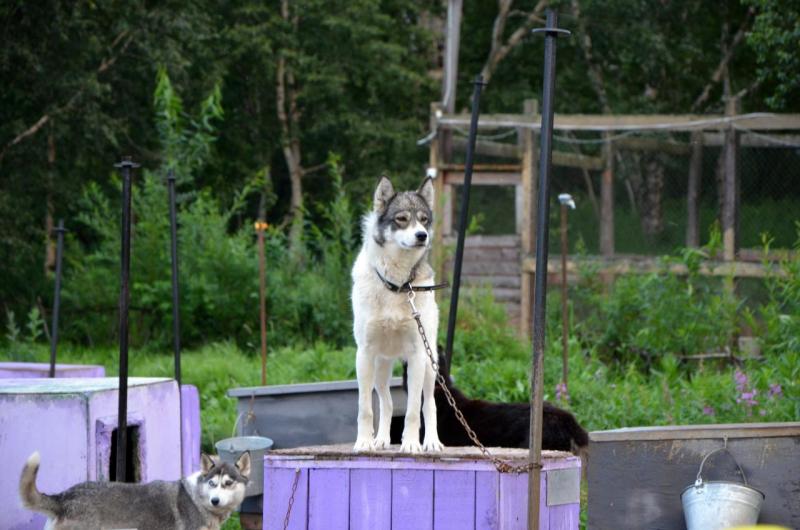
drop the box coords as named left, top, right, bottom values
left=263, top=445, right=581, bottom=530
left=0, top=377, right=182, bottom=530
left=0, top=361, right=105, bottom=378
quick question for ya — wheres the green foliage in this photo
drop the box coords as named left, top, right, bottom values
left=746, top=0, right=800, bottom=109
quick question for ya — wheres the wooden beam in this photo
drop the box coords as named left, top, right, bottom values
left=443, top=170, right=521, bottom=186
left=519, top=99, right=537, bottom=338
left=439, top=113, right=800, bottom=131
left=686, top=131, right=703, bottom=248
left=520, top=255, right=786, bottom=278
left=703, top=132, right=800, bottom=147
left=451, top=137, right=604, bottom=169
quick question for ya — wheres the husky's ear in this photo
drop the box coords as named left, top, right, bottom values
left=200, top=453, right=215, bottom=474
left=235, top=451, right=251, bottom=478
left=417, top=177, right=434, bottom=208
left=373, top=176, right=395, bottom=214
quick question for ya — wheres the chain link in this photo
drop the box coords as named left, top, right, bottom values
left=408, top=291, right=538, bottom=474
left=282, top=468, right=301, bottom=530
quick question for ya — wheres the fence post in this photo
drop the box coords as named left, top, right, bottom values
left=48, top=219, right=66, bottom=378
left=686, top=131, right=703, bottom=247
left=722, top=98, right=741, bottom=261
left=430, top=102, right=445, bottom=282
left=519, top=98, right=538, bottom=338
left=600, top=138, right=615, bottom=257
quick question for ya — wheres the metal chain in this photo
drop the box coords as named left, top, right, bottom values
left=282, top=468, right=301, bottom=530
left=406, top=290, right=538, bottom=474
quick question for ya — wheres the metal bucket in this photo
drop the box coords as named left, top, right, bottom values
left=681, top=445, right=764, bottom=530
left=215, top=435, right=273, bottom=497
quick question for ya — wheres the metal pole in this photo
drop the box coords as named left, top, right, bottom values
left=557, top=193, right=575, bottom=388
left=560, top=203, right=569, bottom=385
left=48, top=219, right=66, bottom=378
left=114, top=156, right=139, bottom=482
left=444, top=75, right=485, bottom=368
left=166, top=168, right=183, bottom=476
left=256, top=221, right=269, bottom=386
left=528, top=11, right=569, bottom=530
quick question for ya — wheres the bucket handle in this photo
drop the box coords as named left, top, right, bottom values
left=695, top=441, right=748, bottom=487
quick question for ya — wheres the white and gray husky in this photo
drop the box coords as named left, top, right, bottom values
left=351, top=175, right=444, bottom=453
left=19, top=451, right=250, bottom=530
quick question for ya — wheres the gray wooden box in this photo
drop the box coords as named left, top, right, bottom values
left=587, top=422, right=800, bottom=530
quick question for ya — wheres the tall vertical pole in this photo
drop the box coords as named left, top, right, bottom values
left=560, top=203, right=569, bottom=386
left=48, top=219, right=66, bottom=378
left=256, top=221, right=269, bottom=386
left=529, top=11, right=569, bottom=530
left=444, top=76, right=485, bottom=368
left=166, top=168, right=183, bottom=476
left=115, top=156, right=139, bottom=483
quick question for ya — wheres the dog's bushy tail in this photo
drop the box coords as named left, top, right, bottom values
left=20, top=452, right=60, bottom=517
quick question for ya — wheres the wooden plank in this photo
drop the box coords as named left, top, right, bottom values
left=308, top=468, right=348, bottom=530
left=548, top=504, right=579, bottom=530
left=350, top=468, right=391, bottom=530
left=439, top=113, right=800, bottom=131
left=434, top=470, right=476, bottom=530
left=392, top=469, right=433, bottom=530
left=475, top=471, right=500, bottom=530
left=499, top=472, right=530, bottom=530
left=451, top=137, right=604, bottom=170
left=444, top=170, right=521, bottom=186
left=440, top=163, right=521, bottom=171
left=590, top=421, right=800, bottom=442
left=704, top=132, right=800, bottom=147
left=264, top=467, right=308, bottom=530
left=444, top=234, right=520, bottom=247
left=520, top=256, right=786, bottom=279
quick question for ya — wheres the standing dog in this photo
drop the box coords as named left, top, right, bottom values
left=19, top=451, right=250, bottom=530
left=351, top=176, right=443, bottom=453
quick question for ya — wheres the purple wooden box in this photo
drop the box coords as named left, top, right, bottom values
left=1, top=377, right=182, bottom=530
left=263, top=445, right=581, bottom=530
left=0, top=361, right=106, bottom=378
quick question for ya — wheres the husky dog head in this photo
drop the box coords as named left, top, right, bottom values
left=196, top=452, right=250, bottom=515
left=371, top=176, right=435, bottom=251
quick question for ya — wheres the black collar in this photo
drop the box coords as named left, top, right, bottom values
left=374, top=268, right=449, bottom=293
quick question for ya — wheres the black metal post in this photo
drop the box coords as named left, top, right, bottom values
left=528, top=11, right=569, bottom=530
left=115, top=156, right=139, bottom=482
left=167, top=169, right=181, bottom=385
left=444, top=75, right=485, bottom=368
left=167, top=168, right=184, bottom=476
left=48, top=219, right=67, bottom=378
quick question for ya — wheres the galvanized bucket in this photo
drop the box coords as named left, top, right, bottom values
left=215, top=435, right=273, bottom=497
left=681, top=445, right=764, bottom=530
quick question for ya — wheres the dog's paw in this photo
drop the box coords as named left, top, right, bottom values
left=373, top=434, right=391, bottom=450
left=399, top=439, right=423, bottom=454
left=422, top=438, right=444, bottom=452
left=353, top=437, right=375, bottom=452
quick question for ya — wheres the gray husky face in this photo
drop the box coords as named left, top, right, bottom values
left=196, top=452, right=250, bottom=514
left=372, top=176, right=435, bottom=249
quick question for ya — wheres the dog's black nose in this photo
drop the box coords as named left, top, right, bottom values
left=211, top=497, right=220, bottom=506
left=415, top=231, right=427, bottom=242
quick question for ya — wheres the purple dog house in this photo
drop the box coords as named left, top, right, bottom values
left=1, top=377, right=182, bottom=530
left=263, top=445, right=581, bottom=530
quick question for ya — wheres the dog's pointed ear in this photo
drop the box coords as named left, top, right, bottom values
left=374, top=176, right=395, bottom=214
left=200, top=453, right=215, bottom=474
left=235, top=451, right=251, bottom=478
left=417, top=177, right=434, bottom=208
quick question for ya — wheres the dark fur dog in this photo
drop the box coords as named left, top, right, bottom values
left=392, top=354, right=588, bottom=452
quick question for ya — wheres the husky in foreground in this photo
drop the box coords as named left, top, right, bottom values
left=351, top=176, right=444, bottom=453
left=19, top=451, right=250, bottom=530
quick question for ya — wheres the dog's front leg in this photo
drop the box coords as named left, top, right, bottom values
left=373, top=356, right=394, bottom=449
left=354, top=349, right=376, bottom=451
left=421, top=352, right=444, bottom=452
left=400, top=355, right=425, bottom=453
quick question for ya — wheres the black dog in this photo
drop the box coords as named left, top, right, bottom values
left=391, top=354, right=588, bottom=452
